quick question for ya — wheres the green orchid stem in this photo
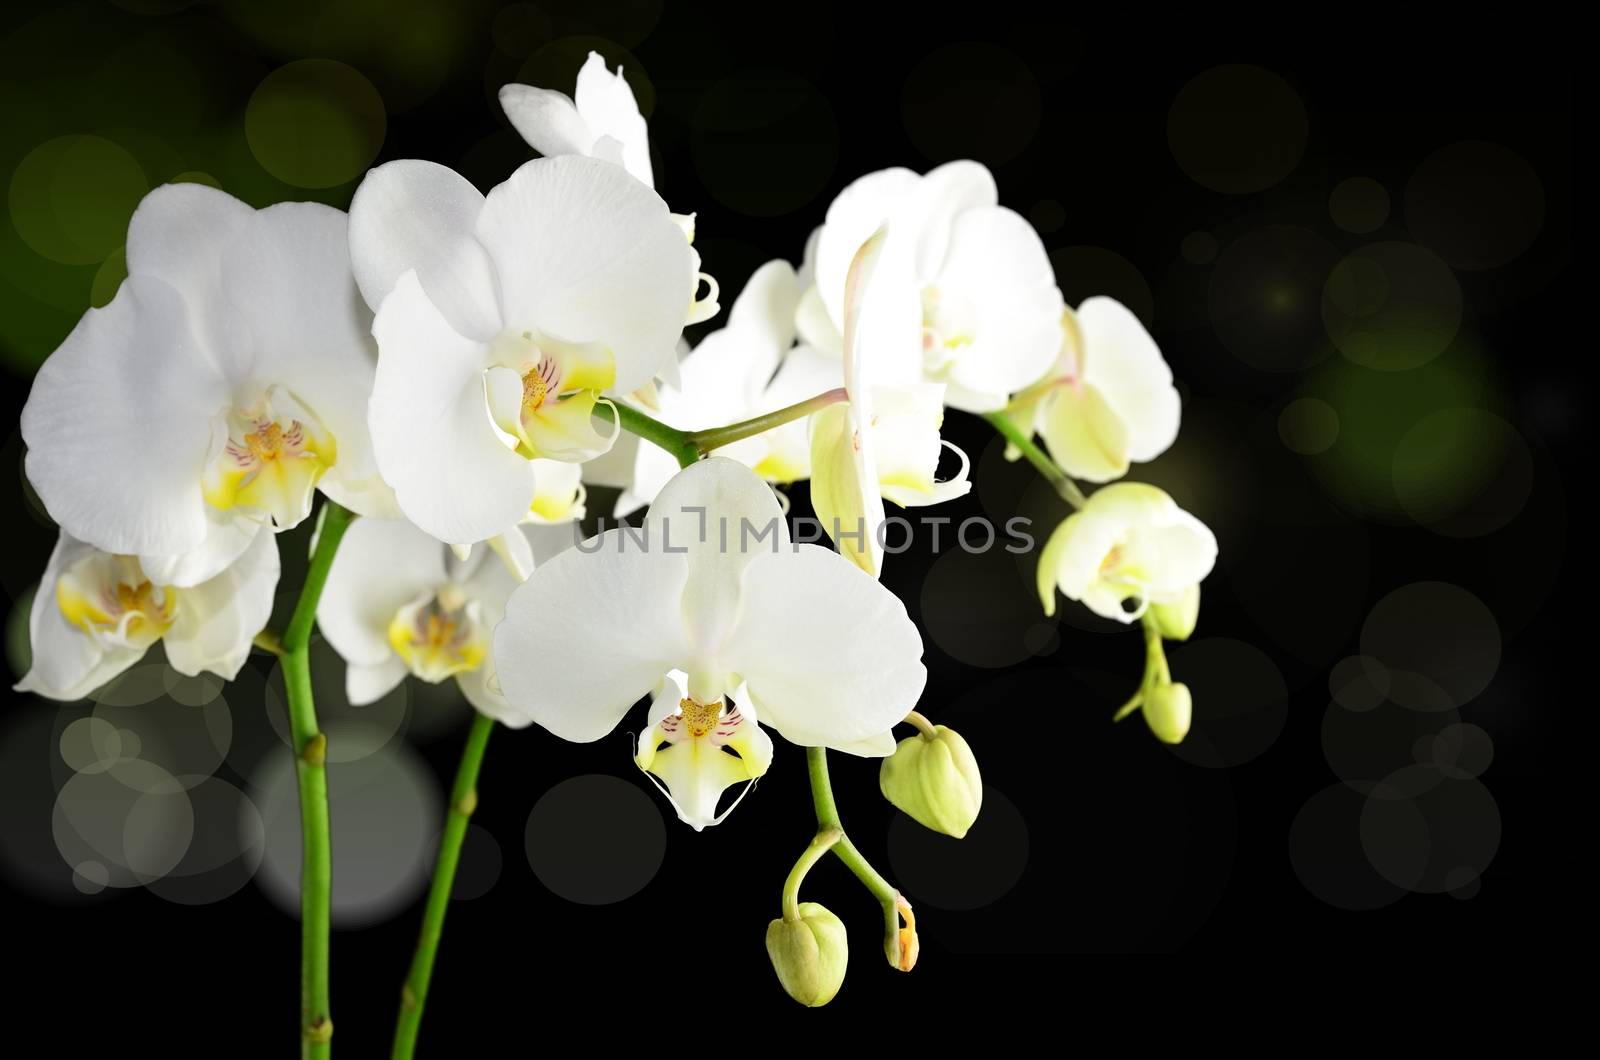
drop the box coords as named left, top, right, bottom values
left=598, top=401, right=699, bottom=468
left=805, top=747, right=908, bottom=970
left=903, top=710, right=938, bottom=740
left=782, top=828, right=843, bottom=922
left=281, top=500, right=354, bottom=1058
left=980, top=411, right=1088, bottom=509
left=1114, top=615, right=1171, bottom=722
left=685, top=387, right=847, bottom=454
left=391, top=712, right=496, bottom=1060
left=602, top=388, right=849, bottom=472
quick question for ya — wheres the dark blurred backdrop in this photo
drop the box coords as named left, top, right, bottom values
left=0, top=2, right=1576, bottom=1048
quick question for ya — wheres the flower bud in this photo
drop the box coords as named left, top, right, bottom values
left=765, top=902, right=848, bottom=1007
left=879, top=724, right=982, bottom=839
left=1143, top=681, right=1192, bottom=744
left=1150, top=584, right=1200, bottom=642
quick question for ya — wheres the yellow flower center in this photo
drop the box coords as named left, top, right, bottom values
left=521, top=352, right=561, bottom=415
left=388, top=591, right=487, bottom=683
left=56, top=555, right=176, bottom=652
left=678, top=696, right=723, bottom=739
left=204, top=392, right=336, bottom=530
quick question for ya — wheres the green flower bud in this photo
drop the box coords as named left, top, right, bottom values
left=765, top=902, right=848, bottom=1007
left=879, top=723, right=982, bottom=838
left=1150, top=584, right=1200, bottom=642
left=1143, top=681, right=1192, bottom=744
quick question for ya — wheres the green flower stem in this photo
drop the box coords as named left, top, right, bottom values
left=902, top=710, right=938, bottom=740
left=596, top=400, right=699, bottom=468
left=598, top=389, right=849, bottom=471
left=805, top=747, right=910, bottom=970
left=782, top=828, right=843, bottom=921
left=1114, top=614, right=1171, bottom=721
left=281, top=501, right=355, bottom=1057
left=685, top=387, right=847, bottom=454
left=391, top=712, right=496, bottom=1060
left=980, top=411, right=1088, bottom=509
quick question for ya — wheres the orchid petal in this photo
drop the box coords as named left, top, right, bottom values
left=573, top=51, right=653, bottom=187
left=319, top=517, right=451, bottom=669
left=164, top=527, right=279, bottom=680
left=474, top=156, right=691, bottom=394
left=369, top=271, right=536, bottom=547
left=724, top=544, right=926, bottom=749
left=494, top=527, right=690, bottom=740
left=347, top=159, right=502, bottom=341
left=22, top=276, right=226, bottom=558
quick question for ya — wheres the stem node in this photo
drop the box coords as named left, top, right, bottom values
left=300, top=732, right=327, bottom=767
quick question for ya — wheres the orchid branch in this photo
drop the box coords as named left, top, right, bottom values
left=597, top=388, right=850, bottom=470
left=281, top=500, right=355, bottom=1057
left=805, top=747, right=917, bottom=972
left=980, top=411, right=1088, bottom=509
left=595, top=400, right=700, bottom=468
left=684, top=388, right=847, bottom=454
left=391, top=711, right=496, bottom=1060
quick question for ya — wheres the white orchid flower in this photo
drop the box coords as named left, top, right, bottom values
left=494, top=458, right=927, bottom=829
left=810, top=161, right=1063, bottom=412
left=499, top=50, right=654, bottom=188
left=1024, top=298, right=1181, bottom=483
left=617, top=259, right=839, bottom=515
left=498, top=52, right=719, bottom=329
left=317, top=517, right=568, bottom=723
left=20, top=184, right=393, bottom=587
left=16, top=529, right=279, bottom=701
left=347, top=155, right=696, bottom=549
left=1036, top=483, right=1217, bottom=623
left=810, top=230, right=972, bottom=576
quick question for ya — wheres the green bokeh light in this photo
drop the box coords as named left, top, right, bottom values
left=1279, top=397, right=1339, bottom=455
left=245, top=59, right=386, bottom=190
left=1322, top=241, right=1462, bottom=372
left=7, top=585, right=35, bottom=681
left=1168, top=65, right=1308, bottom=194
left=1300, top=339, right=1498, bottom=521
left=9, top=135, right=148, bottom=265
left=1392, top=408, right=1533, bottom=537
left=90, top=247, right=127, bottom=309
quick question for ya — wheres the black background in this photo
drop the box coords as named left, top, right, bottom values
left=0, top=3, right=1577, bottom=1051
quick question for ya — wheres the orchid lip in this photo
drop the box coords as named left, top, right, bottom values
left=202, top=386, right=335, bottom=531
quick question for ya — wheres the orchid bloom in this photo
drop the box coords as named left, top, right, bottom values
left=617, top=259, right=840, bottom=515
left=1021, top=298, right=1181, bottom=483
left=498, top=51, right=719, bottom=327
left=499, top=50, right=654, bottom=188
left=347, top=156, right=696, bottom=549
left=808, top=161, right=1063, bottom=412
left=1036, top=483, right=1217, bottom=623
left=494, top=458, right=927, bottom=829
left=20, top=184, right=393, bottom=588
left=317, top=518, right=562, bottom=722
left=16, top=529, right=278, bottom=701
left=810, top=230, right=972, bottom=576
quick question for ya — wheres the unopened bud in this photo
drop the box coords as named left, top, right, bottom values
left=1150, top=584, right=1201, bottom=642
left=880, top=723, right=982, bottom=838
left=1143, top=681, right=1192, bottom=744
left=889, top=894, right=919, bottom=972
left=766, top=902, right=848, bottom=1007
